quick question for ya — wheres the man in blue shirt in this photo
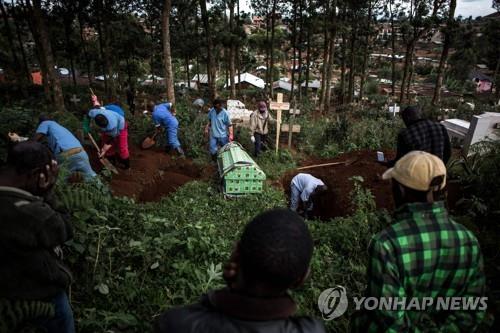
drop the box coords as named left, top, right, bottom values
left=34, top=116, right=97, bottom=181
left=104, top=102, right=125, bottom=118
left=205, top=99, right=233, bottom=160
left=148, top=102, right=184, bottom=156
left=88, top=108, right=130, bottom=169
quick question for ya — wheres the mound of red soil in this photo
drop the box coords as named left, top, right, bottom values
left=282, top=150, right=396, bottom=219
left=87, top=144, right=212, bottom=202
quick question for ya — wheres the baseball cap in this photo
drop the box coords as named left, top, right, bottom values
left=258, top=101, right=268, bottom=112
left=382, top=151, right=446, bottom=191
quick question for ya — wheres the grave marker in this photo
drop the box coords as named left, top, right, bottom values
left=269, top=93, right=290, bottom=154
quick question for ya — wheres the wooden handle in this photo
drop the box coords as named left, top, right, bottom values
left=296, top=161, right=347, bottom=171
left=89, top=87, right=95, bottom=96
left=87, top=133, right=100, bottom=153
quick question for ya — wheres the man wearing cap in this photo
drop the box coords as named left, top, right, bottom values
left=250, top=101, right=275, bottom=157
left=385, top=106, right=451, bottom=167
left=33, top=116, right=98, bottom=182
left=149, top=102, right=184, bottom=156
left=289, top=173, right=328, bottom=219
left=353, top=151, right=486, bottom=332
left=205, top=99, right=233, bottom=160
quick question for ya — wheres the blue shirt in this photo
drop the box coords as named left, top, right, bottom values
left=152, top=103, right=180, bottom=148
left=88, top=108, right=125, bottom=138
left=36, top=120, right=82, bottom=155
left=104, top=104, right=125, bottom=118
left=208, top=108, right=232, bottom=138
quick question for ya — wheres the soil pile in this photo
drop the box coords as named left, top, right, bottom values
left=87, top=145, right=211, bottom=202
left=282, top=150, right=396, bottom=220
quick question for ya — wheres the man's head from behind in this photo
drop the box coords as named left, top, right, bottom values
left=94, top=114, right=109, bottom=128
left=233, top=208, right=313, bottom=295
left=2, top=141, right=54, bottom=196
left=401, top=106, right=423, bottom=127
left=383, top=151, right=446, bottom=207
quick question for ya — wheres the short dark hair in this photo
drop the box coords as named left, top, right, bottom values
left=94, top=114, right=108, bottom=128
left=213, top=99, right=224, bottom=107
left=7, top=141, right=53, bottom=174
left=38, top=114, right=51, bottom=124
left=239, top=208, right=313, bottom=290
left=401, top=106, right=423, bottom=126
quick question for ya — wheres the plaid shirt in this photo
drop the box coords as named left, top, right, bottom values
left=391, top=119, right=451, bottom=167
left=354, top=202, right=486, bottom=332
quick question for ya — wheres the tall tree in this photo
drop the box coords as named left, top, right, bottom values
left=162, top=0, right=175, bottom=102
left=432, top=0, right=456, bottom=105
left=200, top=0, right=217, bottom=99
left=228, top=0, right=236, bottom=98
left=323, top=0, right=337, bottom=112
left=28, top=0, right=65, bottom=112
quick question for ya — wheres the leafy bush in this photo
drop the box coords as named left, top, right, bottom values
left=0, top=106, right=38, bottom=163
left=54, top=170, right=389, bottom=332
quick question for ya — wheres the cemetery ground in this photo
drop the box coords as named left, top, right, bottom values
left=1, top=89, right=500, bottom=332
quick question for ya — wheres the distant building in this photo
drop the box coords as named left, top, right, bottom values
left=226, top=73, right=265, bottom=89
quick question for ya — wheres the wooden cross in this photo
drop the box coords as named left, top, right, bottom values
left=283, top=97, right=301, bottom=149
left=269, top=93, right=290, bottom=154
left=70, top=94, right=81, bottom=105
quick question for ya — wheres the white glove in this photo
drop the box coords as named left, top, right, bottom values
left=8, top=132, right=28, bottom=142
left=250, top=135, right=255, bottom=143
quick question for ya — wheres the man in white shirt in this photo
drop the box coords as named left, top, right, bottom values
left=290, top=173, right=328, bottom=219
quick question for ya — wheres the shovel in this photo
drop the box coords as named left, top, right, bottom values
left=141, top=131, right=158, bottom=150
left=88, top=133, right=119, bottom=175
left=296, top=158, right=358, bottom=171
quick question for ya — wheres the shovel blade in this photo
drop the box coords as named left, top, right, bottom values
left=141, top=137, right=156, bottom=150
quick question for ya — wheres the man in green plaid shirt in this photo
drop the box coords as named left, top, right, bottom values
left=353, top=151, right=487, bottom=332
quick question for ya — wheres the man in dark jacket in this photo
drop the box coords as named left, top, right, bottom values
left=155, top=208, right=325, bottom=333
left=0, top=141, right=75, bottom=333
left=386, top=106, right=451, bottom=167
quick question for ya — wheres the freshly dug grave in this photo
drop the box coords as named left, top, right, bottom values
left=282, top=150, right=396, bottom=220
left=87, top=144, right=213, bottom=202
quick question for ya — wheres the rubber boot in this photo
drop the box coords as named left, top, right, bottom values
left=176, top=147, right=185, bottom=157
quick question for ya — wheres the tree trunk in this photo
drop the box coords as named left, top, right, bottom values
left=339, top=32, right=347, bottom=105
left=63, top=16, right=77, bottom=87
left=399, top=42, right=414, bottom=103
left=269, top=0, right=278, bottom=97
left=200, top=0, right=216, bottom=100
left=290, top=0, right=298, bottom=101
left=162, top=0, right=175, bottom=103
left=30, top=0, right=65, bottom=112
left=347, top=25, right=356, bottom=104
left=406, top=50, right=414, bottom=101
left=432, top=0, right=456, bottom=105
left=229, top=0, right=236, bottom=98
left=77, top=13, right=92, bottom=86
left=0, top=1, right=21, bottom=79
left=390, top=0, right=396, bottom=96
left=95, top=0, right=109, bottom=96
left=304, top=24, right=311, bottom=98
left=297, top=0, right=304, bottom=102
left=11, top=3, right=31, bottom=83
left=359, top=0, right=372, bottom=102
left=319, top=0, right=330, bottom=112
left=237, top=0, right=241, bottom=96
left=324, top=0, right=337, bottom=113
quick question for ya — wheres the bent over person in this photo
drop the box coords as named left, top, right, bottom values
left=149, top=101, right=184, bottom=156
left=353, top=151, right=487, bottom=332
left=155, top=208, right=325, bottom=333
left=89, top=107, right=130, bottom=169
left=34, top=116, right=97, bottom=182
left=0, top=142, right=74, bottom=333
left=290, top=173, right=327, bottom=219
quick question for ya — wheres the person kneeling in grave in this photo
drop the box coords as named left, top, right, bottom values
left=289, top=173, right=328, bottom=219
